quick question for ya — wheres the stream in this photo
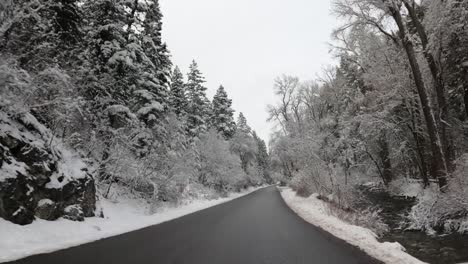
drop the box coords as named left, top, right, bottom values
left=360, top=187, right=468, bottom=264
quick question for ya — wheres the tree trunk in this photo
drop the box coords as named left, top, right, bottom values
left=388, top=3, right=448, bottom=189
left=99, top=140, right=111, bottom=180
left=404, top=0, right=452, bottom=167
left=408, top=123, right=430, bottom=186
left=365, top=149, right=387, bottom=186
left=406, top=89, right=430, bottom=186
left=378, top=134, right=393, bottom=185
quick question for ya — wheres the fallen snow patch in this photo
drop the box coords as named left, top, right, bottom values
left=280, top=188, right=426, bottom=264
left=0, top=187, right=262, bottom=263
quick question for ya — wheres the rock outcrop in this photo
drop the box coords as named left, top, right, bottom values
left=0, top=112, right=97, bottom=225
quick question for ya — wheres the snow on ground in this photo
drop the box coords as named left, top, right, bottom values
left=0, top=187, right=263, bottom=263
left=280, top=188, right=426, bottom=264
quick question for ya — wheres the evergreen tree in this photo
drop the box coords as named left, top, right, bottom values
left=169, top=66, right=188, bottom=117
left=253, top=132, right=271, bottom=183
left=0, top=0, right=82, bottom=70
left=140, top=0, right=172, bottom=100
left=82, top=0, right=170, bottom=118
left=186, top=60, right=210, bottom=137
left=80, top=0, right=131, bottom=101
left=230, top=113, right=256, bottom=174
left=78, top=0, right=174, bottom=173
left=133, top=0, right=172, bottom=125
left=236, top=112, right=251, bottom=135
left=82, top=0, right=126, bottom=71
left=52, top=0, right=82, bottom=45
left=211, top=85, right=236, bottom=139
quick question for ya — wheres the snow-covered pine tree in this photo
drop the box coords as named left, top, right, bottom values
left=236, top=112, right=252, bottom=135
left=132, top=0, right=173, bottom=127
left=229, top=112, right=257, bottom=174
left=211, top=85, right=236, bottom=139
left=52, top=0, right=82, bottom=45
left=253, top=131, right=271, bottom=182
left=169, top=66, right=188, bottom=117
left=80, top=0, right=130, bottom=101
left=79, top=0, right=176, bottom=180
left=139, top=0, right=171, bottom=108
left=0, top=0, right=82, bottom=70
left=82, top=0, right=126, bottom=70
left=203, top=96, right=213, bottom=130
left=186, top=60, right=210, bottom=138
left=82, top=0, right=171, bottom=121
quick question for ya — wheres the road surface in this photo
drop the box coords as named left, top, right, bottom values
left=8, top=186, right=381, bottom=264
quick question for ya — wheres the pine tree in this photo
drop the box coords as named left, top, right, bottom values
left=236, top=112, right=251, bottom=135
left=82, top=0, right=126, bottom=71
left=186, top=60, right=210, bottom=137
left=82, top=0, right=171, bottom=119
left=78, top=0, right=175, bottom=174
left=80, top=0, right=131, bottom=101
left=140, top=0, right=172, bottom=100
left=52, top=0, right=82, bottom=45
left=169, top=66, right=188, bottom=117
left=253, top=131, right=271, bottom=183
left=0, top=0, right=82, bottom=70
left=230, top=113, right=256, bottom=174
left=211, top=85, right=236, bottom=139
left=133, top=0, right=172, bottom=126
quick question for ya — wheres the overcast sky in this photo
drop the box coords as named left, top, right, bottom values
left=160, top=0, right=336, bottom=141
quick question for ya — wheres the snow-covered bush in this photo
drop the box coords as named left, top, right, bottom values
left=244, top=163, right=264, bottom=186
left=290, top=172, right=315, bottom=197
left=0, top=57, right=33, bottom=111
left=179, top=183, right=220, bottom=202
left=196, top=130, right=248, bottom=194
left=229, top=129, right=258, bottom=174
left=323, top=197, right=389, bottom=236
left=0, top=57, right=87, bottom=150
left=407, top=154, right=468, bottom=234
left=93, top=112, right=194, bottom=205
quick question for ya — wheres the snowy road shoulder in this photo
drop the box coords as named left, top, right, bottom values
left=0, top=187, right=263, bottom=263
left=279, top=188, right=426, bottom=264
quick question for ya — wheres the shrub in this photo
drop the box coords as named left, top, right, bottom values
left=407, top=154, right=468, bottom=234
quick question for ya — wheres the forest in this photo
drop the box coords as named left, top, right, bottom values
left=1, top=0, right=468, bottom=263
left=0, top=0, right=270, bottom=225
left=268, top=0, right=468, bottom=238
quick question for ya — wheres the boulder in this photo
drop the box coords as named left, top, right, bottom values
left=35, top=199, right=57, bottom=220
left=0, top=112, right=97, bottom=225
left=63, top=205, right=84, bottom=222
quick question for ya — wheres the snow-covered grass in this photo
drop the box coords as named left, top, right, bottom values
left=280, top=188, right=426, bottom=264
left=0, top=186, right=263, bottom=263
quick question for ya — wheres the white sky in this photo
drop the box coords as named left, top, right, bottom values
left=160, top=0, right=336, bottom=141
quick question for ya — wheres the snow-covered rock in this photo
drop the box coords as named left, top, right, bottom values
left=0, top=112, right=97, bottom=225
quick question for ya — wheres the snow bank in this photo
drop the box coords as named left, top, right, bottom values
left=0, top=187, right=262, bottom=263
left=280, top=188, right=426, bottom=264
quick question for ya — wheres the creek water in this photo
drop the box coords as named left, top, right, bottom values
left=360, top=187, right=468, bottom=264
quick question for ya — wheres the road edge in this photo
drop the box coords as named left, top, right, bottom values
left=278, top=187, right=426, bottom=264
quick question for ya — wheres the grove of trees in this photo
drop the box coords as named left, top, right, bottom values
left=268, top=0, right=468, bottom=233
left=0, top=0, right=271, bottom=205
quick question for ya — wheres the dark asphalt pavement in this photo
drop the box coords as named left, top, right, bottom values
left=8, top=186, right=381, bottom=264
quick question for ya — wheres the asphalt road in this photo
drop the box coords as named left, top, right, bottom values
left=8, top=186, right=381, bottom=264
